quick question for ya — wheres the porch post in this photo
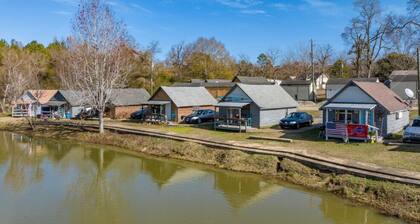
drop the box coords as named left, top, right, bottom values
left=365, top=110, right=368, bottom=125
left=344, top=109, right=348, bottom=124
left=325, top=109, right=329, bottom=140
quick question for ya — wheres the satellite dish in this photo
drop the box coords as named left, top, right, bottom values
left=405, top=88, right=415, bottom=99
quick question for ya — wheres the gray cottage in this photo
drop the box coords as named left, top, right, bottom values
left=321, top=81, right=409, bottom=141
left=215, top=84, right=298, bottom=130
left=388, top=70, right=418, bottom=101
left=50, top=90, right=85, bottom=118
left=280, top=80, right=314, bottom=101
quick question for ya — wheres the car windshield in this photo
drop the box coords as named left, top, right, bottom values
left=413, top=119, right=420, bottom=127
left=193, top=110, right=206, bottom=116
left=287, top=113, right=302, bottom=119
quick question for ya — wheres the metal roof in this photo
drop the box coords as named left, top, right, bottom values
left=58, top=90, right=85, bottom=106
left=160, top=86, right=218, bottom=107
left=323, top=103, right=377, bottom=110
left=233, top=76, right=271, bottom=84
left=216, top=102, right=250, bottom=108
left=280, top=80, right=312, bottom=85
left=109, top=88, right=150, bottom=106
left=231, top=84, right=298, bottom=109
left=327, top=78, right=379, bottom=85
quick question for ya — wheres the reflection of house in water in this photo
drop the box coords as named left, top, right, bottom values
left=139, top=158, right=207, bottom=189
left=214, top=172, right=282, bottom=209
left=320, top=195, right=395, bottom=224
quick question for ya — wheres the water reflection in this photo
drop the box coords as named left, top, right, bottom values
left=0, top=132, right=405, bottom=224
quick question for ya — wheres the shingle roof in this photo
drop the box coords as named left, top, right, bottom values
left=109, top=88, right=150, bottom=106
left=233, top=76, right=271, bottom=84
left=172, top=82, right=234, bottom=88
left=327, top=78, right=378, bottom=85
left=233, top=84, right=298, bottom=109
left=28, top=90, right=58, bottom=104
left=390, top=70, right=418, bottom=82
left=351, top=81, right=408, bottom=112
left=280, top=80, right=312, bottom=85
left=160, top=86, right=218, bottom=107
left=58, top=90, right=85, bottom=106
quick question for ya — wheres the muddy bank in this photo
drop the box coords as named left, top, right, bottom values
left=2, top=122, right=420, bottom=223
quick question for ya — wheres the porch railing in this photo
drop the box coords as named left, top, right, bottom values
left=12, top=108, right=30, bottom=117
left=325, top=122, right=379, bottom=142
left=214, top=117, right=251, bottom=132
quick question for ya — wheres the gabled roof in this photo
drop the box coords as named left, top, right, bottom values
left=224, top=84, right=298, bottom=109
left=327, top=78, right=378, bottom=85
left=324, top=81, right=408, bottom=113
left=109, top=88, right=150, bottom=106
left=390, top=70, right=418, bottom=82
left=154, top=86, right=217, bottom=107
left=172, top=81, right=234, bottom=88
left=58, top=90, right=85, bottom=106
left=232, top=76, right=271, bottom=85
left=28, top=90, right=58, bottom=104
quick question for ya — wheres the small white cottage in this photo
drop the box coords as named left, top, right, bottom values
left=321, top=81, right=410, bottom=140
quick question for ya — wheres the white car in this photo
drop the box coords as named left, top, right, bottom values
left=403, top=117, right=420, bottom=143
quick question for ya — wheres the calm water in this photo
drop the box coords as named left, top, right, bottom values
left=0, top=132, right=405, bottom=224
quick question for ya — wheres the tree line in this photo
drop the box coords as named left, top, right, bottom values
left=0, top=0, right=418, bottom=132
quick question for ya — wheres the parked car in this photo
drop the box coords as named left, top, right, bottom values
left=130, top=108, right=150, bottom=120
left=279, top=112, right=313, bottom=129
left=184, top=109, right=216, bottom=124
left=74, top=108, right=99, bottom=120
left=403, top=117, right=420, bottom=143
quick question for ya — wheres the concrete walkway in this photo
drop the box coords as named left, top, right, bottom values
left=45, top=121, right=420, bottom=186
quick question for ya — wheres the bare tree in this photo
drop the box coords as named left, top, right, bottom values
left=343, top=0, right=390, bottom=78
left=57, top=0, right=134, bottom=133
left=145, top=41, right=161, bottom=93
left=166, top=41, right=187, bottom=79
left=316, top=44, right=333, bottom=74
left=0, top=48, right=45, bottom=112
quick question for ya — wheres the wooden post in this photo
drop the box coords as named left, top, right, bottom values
left=325, top=109, right=329, bottom=140
left=417, top=48, right=420, bottom=116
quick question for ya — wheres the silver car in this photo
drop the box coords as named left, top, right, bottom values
left=403, top=117, right=420, bottom=143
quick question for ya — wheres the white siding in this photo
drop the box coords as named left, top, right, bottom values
left=385, top=110, right=410, bottom=135
left=331, top=86, right=375, bottom=103
left=259, top=108, right=296, bottom=128
left=225, top=87, right=252, bottom=102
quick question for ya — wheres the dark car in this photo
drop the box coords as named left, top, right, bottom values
left=280, top=112, right=313, bottom=129
left=130, top=108, right=150, bottom=120
left=74, top=108, right=99, bottom=120
left=184, top=109, right=216, bottom=124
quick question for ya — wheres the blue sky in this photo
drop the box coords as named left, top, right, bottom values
left=0, top=0, right=408, bottom=60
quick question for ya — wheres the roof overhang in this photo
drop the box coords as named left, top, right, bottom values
left=216, top=102, right=250, bottom=108
left=323, top=103, right=377, bottom=110
left=44, top=101, right=67, bottom=106
left=144, top=100, right=171, bottom=105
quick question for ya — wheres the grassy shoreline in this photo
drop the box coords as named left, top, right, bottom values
left=1, top=120, right=419, bottom=223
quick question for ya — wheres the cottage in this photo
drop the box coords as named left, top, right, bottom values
left=321, top=81, right=409, bottom=141
left=232, top=76, right=272, bottom=85
left=12, top=90, right=58, bottom=117
left=388, top=70, right=418, bottom=101
left=107, top=88, right=150, bottom=119
left=146, top=86, right=217, bottom=122
left=280, top=80, right=314, bottom=101
left=326, top=78, right=379, bottom=99
left=314, top=73, right=329, bottom=90
left=215, top=84, right=298, bottom=131
left=172, top=79, right=234, bottom=99
left=45, top=90, right=85, bottom=118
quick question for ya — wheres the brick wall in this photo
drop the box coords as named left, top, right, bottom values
left=110, top=105, right=141, bottom=119
left=175, top=105, right=215, bottom=122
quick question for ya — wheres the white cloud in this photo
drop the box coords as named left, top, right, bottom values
left=240, top=9, right=266, bottom=14
left=130, top=3, right=153, bottom=14
left=215, top=0, right=262, bottom=9
left=272, top=3, right=291, bottom=10
left=300, top=0, right=341, bottom=16
left=51, top=10, right=72, bottom=15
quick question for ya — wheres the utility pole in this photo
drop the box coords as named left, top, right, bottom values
left=310, top=39, right=316, bottom=102
left=417, top=48, right=420, bottom=116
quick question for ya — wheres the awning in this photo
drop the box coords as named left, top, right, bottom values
left=323, top=103, right=377, bottom=110
left=144, top=100, right=171, bottom=105
left=216, top=102, right=250, bottom=108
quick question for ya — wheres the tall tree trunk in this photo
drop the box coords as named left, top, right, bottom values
left=99, top=110, right=104, bottom=134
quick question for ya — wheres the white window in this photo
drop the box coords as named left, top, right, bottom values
left=396, top=111, right=403, bottom=120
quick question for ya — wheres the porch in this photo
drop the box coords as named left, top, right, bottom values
left=323, top=103, right=380, bottom=142
left=142, top=101, right=172, bottom=123
left=12, top=104, right=32, bottom=117
left=214, top=102, right=252, bottom=133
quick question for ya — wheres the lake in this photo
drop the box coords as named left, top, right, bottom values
left=0, top=131, right=405, bottom=224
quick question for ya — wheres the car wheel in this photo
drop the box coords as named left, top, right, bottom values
left=296, top=123, right=300, bottom=129
left=197, top=118, right=202, bottom=124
